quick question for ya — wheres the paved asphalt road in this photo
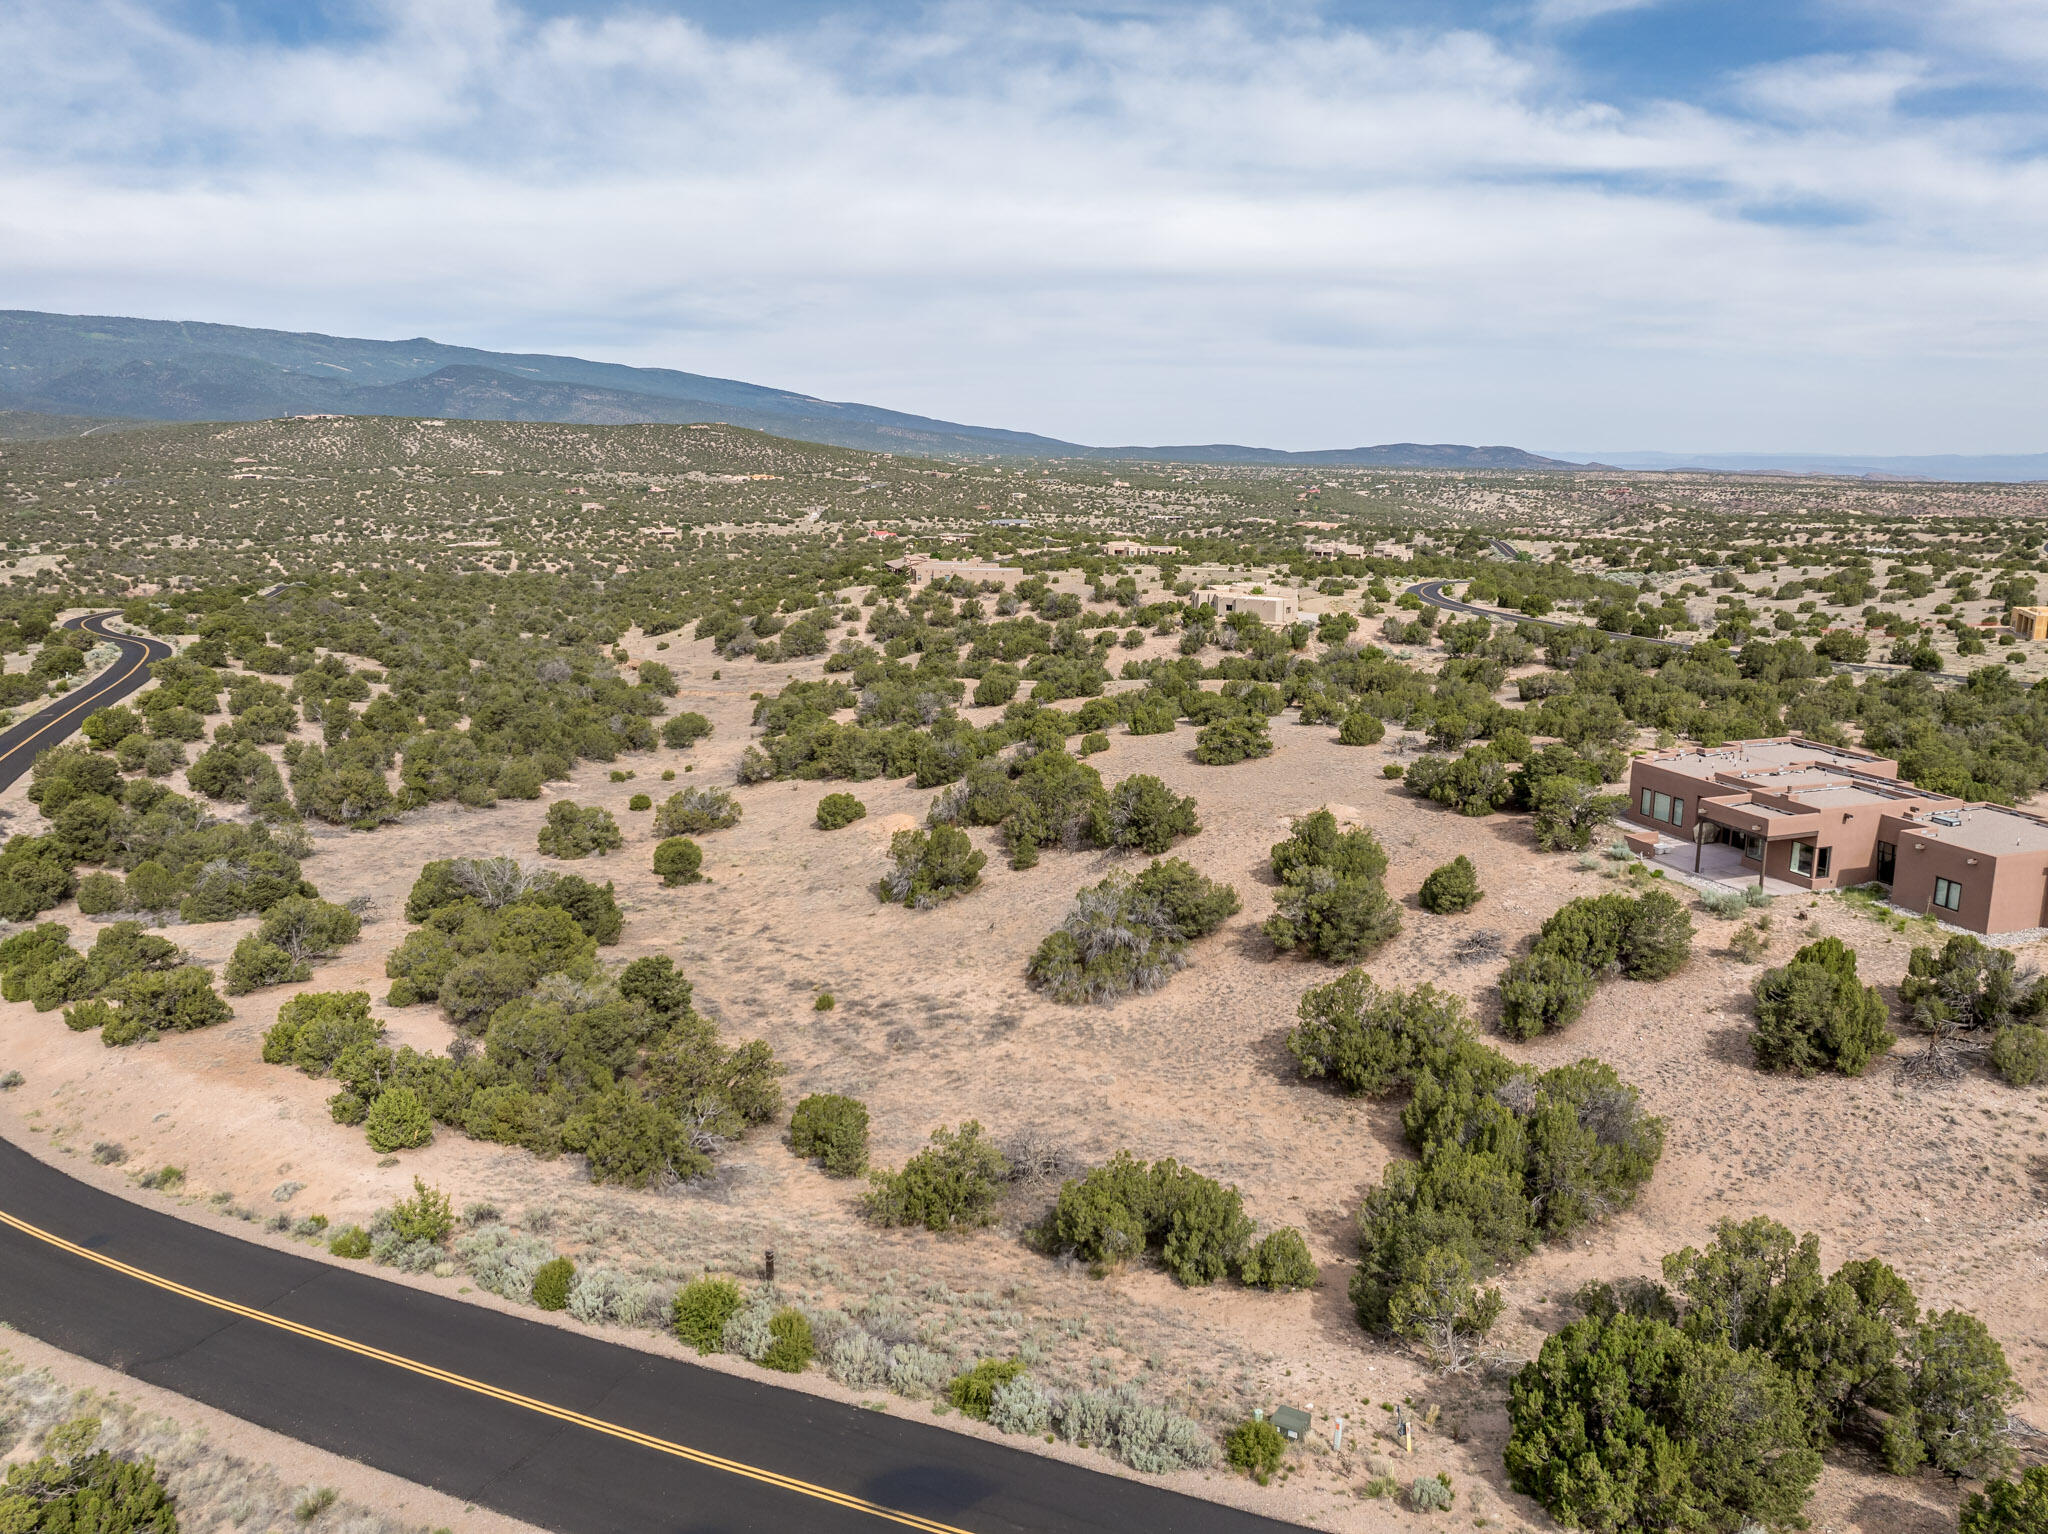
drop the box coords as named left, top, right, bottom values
left=1407, top=577, right=1688, bottom=651
left=0, top=1143, right=1306, bottom=1534
left=0, top=620, right=1304, bottom=1534
left=0, top=611, right=172, bottom=790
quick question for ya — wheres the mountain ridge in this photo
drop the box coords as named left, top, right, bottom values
left=0, top=309, right=1569, bottom=468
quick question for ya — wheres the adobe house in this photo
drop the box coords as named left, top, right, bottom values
left=2008, top=605, right=2048, bottom=641
left=1193, top=587, right=1299, bottom=625
left=1624, top=737, right=2048, bottom=934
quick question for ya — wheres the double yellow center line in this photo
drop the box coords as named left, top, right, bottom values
left=0, top=615, right=160, bottom=770
left=0, top=1208, right=977, bottom=1533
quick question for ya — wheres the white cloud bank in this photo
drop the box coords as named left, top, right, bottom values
left=0, top=0, right=2043, bottom=451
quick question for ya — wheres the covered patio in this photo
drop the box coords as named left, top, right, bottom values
left=1641, top=834, right=1807, bottom=899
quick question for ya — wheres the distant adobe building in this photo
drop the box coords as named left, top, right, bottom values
left=1625, top=737, right=2048, bottom=934
left=1103, top=541, right=1177, bottom=558
left=1193, top=587, right=1299, bottom=625
left=2008, top=605, right=2048, bottom=641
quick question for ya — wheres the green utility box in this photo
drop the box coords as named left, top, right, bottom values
left=1271, top=1405, right=1312, bottom=1440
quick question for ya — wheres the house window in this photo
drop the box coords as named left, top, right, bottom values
left=1874, top=841, right=1896, bottom=884
left=1792, top=841, right=1814, bottom=875
left=1638, top=789, right=1685, bottom=827
left=1739, top=834, right=1764, bottom=861
left=1789, top=842, right=1833, bottom=879
left=1933, top=877, right=1963, bottom=912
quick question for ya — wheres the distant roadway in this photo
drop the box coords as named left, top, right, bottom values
left=0, top=612, right=172, bottom=790
left=0, top=622, right=1301, bottom=1533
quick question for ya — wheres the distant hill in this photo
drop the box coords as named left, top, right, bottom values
left=0, top=309, right=1564, bottom=469
left=1071, top=441, right=1570, bottom=468
left=1543, top=448, right=2048, bottom=483
left=0, top=408, right=159, bottom=442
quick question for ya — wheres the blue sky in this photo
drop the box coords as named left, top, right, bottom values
left=4, top=0, right=2047, bottom=452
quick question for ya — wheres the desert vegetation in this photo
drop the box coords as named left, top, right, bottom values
left=3, top=413, right=2047, bottom=1529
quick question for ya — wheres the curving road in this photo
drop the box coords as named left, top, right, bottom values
left=0, top=618, right=1303, bottom=1534
left=0, top=1143, right=1303, bottom=1534
left=1407, top=578, right=1688, bottom=651
left=0, top=611, right=172, bottom=791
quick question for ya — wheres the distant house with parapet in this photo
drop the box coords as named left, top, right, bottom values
left=1193, top=587, right=1299, bottom=625
left=1623, top=736, right=2048, bottom=934
left=2009, top=605, right=2048, bottom=640
left=1305, top=539, right=1366, bottom=559
left=1104, top=540, right=1177, bottom=557
left=885, top=554, right=1024, bottom=586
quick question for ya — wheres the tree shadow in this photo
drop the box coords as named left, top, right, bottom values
left=1706, top=1023, right=1758, bottom=1069
left=1846, top=1491, right=1954, bottom=1534
left=1225, top=919, right=1285, bottom=962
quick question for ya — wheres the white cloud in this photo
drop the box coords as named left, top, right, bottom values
left=1530, top=0, right=1667, bottom=26
left=0, top=0, right=2043, bottom=450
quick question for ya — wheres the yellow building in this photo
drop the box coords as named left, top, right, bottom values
left=2009, top=606, right=2048, bottom=641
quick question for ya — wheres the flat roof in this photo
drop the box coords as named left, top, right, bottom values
left=1889, top=804, right=2048, bottom=857
left=1794, top=785, right=1905, bottom=808
left=1643, top=738, right=1893, bottom=781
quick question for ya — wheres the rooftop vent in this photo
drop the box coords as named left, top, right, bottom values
left=1930, top=811, right=1963, bottom=828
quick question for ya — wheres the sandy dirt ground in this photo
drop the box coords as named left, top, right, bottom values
left=0, top=622, right=2037, bottom=1533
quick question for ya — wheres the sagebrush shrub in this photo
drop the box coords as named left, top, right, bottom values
left=987, top=1376, right=1054, bottom=1436
left=826, top=1328, right=891, bottom=1389
left=722, top=1294, right=776, bottom=1361
left=568, top=1267, right=662, bottom=1328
